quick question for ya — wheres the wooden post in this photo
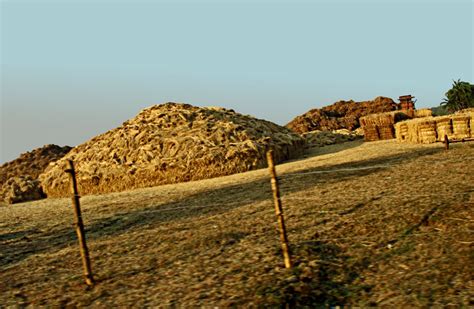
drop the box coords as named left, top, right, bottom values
left=444, top=135, right=449, bottom=150
left=65, top=160, right=94, bottom=286
left=266, top=150, right=292, bottom=269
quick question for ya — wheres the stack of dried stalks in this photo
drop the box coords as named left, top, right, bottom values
left=394, top=122, right=409, bottom=142
left=395, top=109, right=473, bottom=144
left=414, top=108, right=433, bottom=118
left=417, top=118, right=437, bottom=143
left=302, top=129, right=362, bottom=147
left=452, top=114, right=470, bottom=139
left=435, top=116, right=453, bottom=142
left=40, top=103, right=305, bottom=198
left=360, top=111, right=410, bottom=141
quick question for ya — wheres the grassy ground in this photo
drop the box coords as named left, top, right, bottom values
left=1, top=140, right=473, bottom=307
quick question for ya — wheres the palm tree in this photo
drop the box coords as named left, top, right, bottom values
left=440, top=79, right=474, bottom=112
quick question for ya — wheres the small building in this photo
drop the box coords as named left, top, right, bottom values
left=399, top=95, right=416, bottom=111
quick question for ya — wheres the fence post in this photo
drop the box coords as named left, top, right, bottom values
left=444, top=135, right=449, bottom=150
left=266, top=150, right=292, bottom=269
left=65, top=160, right=94, bottom=286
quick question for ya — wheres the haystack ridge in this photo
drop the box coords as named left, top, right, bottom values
left=0, top=144, right=71, bottom=204
left=40, top=103, right=305, bottom=197
left=286, top=96, right=398, bottom=134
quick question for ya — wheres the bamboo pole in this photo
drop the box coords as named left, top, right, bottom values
left=266, top=150, right=292, bottom=269
left=65, top=160, right=94, bottom=286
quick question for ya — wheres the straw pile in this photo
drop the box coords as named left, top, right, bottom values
left=286, top=96, right=398, bottom=133
left=417, top=118, right=437, bottom=143
left=452, top=115, right=470, bottom=139
left=395, top=122, right=409, bottom=141
left=396, top=117, right=440, bottom=143
left=359, top=111, right=410, bottom=141
left=0, top=144, right=71, bottom=204
left=395, top=109, right=473, bottom=144
left=0, top=176, right=45, bottom=204
left=414, top=108, right=433, bottom=118
left=302, top=129, right=362, bottom=147
left=435, top=116, right=453, bottom=142
left=39, top=103, right=305, bottom=198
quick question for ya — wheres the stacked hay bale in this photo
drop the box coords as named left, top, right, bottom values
left=414, top=108, right=433, bottom=118
left=360, top=111, right=410, bottom=141
left=435, top=116, right=453, bottom=142
left=395, top=122, right=409, bottom=142
left=452, top=114, right=471, bottom=140
left=286, top=96, right=398, bottom=133
left=395, top=109, right=473, bottom=144
left=39, top=103, right=305, bottom=198
left=417, top=118, right=437, bottom=143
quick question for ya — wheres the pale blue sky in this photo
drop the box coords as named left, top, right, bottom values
left=1, top=0, right=473, bottom=163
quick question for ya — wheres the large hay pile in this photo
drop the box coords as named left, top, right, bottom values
left=0, top=144, right=71, bottom=204
left=302, top=129, right=362, bottom=148
left=40, top=103, right=305, bottom=198
left=286, top=96, right=398, bottom=134
left=395, top=109, right=474, bottom=143
left=359, top=111, right=411, bottom=141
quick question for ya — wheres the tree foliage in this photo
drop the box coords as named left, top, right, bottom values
left=440, top=79, right=474, bottom=112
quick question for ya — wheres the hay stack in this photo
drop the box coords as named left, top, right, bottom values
left=417, top=118, right=437, bottom=143
left=414, top=108, right=433, bottom=118
left=394, top=122, right=409, bottom=142
left=360, top=111, right=410, bottom=141
left=40, top=103, right=305, bottom=198
left=395, top=109, right=474, bottom=144
left=471, top=112, right=474, bottom=136
left=435, top=116, right=453, bottom=142
left=452, top=115, right=471, bottom=139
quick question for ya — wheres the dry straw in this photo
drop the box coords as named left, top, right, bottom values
left=394, top=122, right=409, bottom=142
left=452, top=115, right=470, bottom=140
left=395, top=109, right=473, bottom=144
left=435, top=116, right=453, bottom=142
left=40, top=103, right=305, bottom=198
left=414, top=108, right=433, bottom=118
left=360, top=111, right=410, bottom=141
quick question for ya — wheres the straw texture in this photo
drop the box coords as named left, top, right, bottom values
left=395, top=109, right=473, bottom=144
left=39, top=103, right=305, bottom=198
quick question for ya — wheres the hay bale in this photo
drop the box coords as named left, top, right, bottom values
left=452, top=115, right=470, bottom=139
left=394, top=122, right=409, bottom=142
left=435, top=116, right=453, bottom=142
left=414, top=108, right=433, bottom=118
left=471, top=112, right=474, bottom=137
left=378, top=124, right=395, bottom=140
left=360, top=111, right=410, bottom=141
left=361, top=125, right=379, bottom=141
left=39, top=103, right=305, bottom=198
left=417, top=119, right=437, bottom=143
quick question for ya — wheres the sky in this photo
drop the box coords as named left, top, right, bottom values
left=1, top=0, right=473, bottom=163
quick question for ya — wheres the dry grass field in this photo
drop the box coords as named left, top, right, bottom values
left=1, top=140, right=473, bottom=307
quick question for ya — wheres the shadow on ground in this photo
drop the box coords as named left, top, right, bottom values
left=1, top=146, right=444, bottom=270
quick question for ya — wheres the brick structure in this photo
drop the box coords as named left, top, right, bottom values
left=399, top=95, right=415, bottom=111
